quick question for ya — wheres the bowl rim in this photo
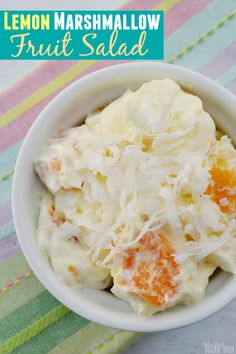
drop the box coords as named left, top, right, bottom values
left=12, top=62, right=236, bottom=332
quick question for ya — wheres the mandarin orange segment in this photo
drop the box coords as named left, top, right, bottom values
left=121, top=233, right=180, bottom=308
left=123, top=254, right=135, bottom=269
left=94, top=103, right=108, bottom=113
left=48, top=205, right=65, bottom=227
left=68, top=265, right=76, bottom=272
left=67, top=265, right=79, bottom=275
left=185, top=234, right=193, bottom=242
left=50, top=159, right=61, bottom=172
left=48, top=204, right=55, bottom=217
left=206, top=166, right=236, bottom=213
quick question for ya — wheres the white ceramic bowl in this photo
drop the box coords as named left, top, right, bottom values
left=12, top=62, right=236, bottom=332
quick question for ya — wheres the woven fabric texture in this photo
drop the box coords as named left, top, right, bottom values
left=1, top=0, right=236, bottom=352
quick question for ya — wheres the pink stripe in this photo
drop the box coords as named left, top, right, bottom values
left=123, top=0, right=161, bottom=10
left=0, top=0, right=159, bottom=117
left=0, top=95, right=55, bottom=153
left=200, top=40, right=236, bottom=79
left=0, top=60, right=131, bottom=153
left=17, top=273, right=26, bottom=280
left=0, top=0, right=224, bottom=153
left=0, top=61, right=76, bottom=117
left=3, top=37, right=236, bottom=153
left=0, top=200, right=12, bottom=228
left=165, top=0, right=212, bottom=37
left=5, top=281, right=14, bottom=288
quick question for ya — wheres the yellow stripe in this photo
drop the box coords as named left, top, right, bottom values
left=0, top=60, right=95, bottom=129
left=0, top=1, right=178, bottom=131
left=168, top=8, right=236, bottom=64
left=156, top=0, right=181, bottom=12
left=0, top=170, right=13, bottom=181
left=1, top=305, right=69, bottom=353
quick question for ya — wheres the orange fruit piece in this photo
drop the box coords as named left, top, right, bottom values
left=206, top=166, right=236, bottom=213
left=67, top=265, right=79, bottom=275
left=121, top=232, right=180, bottom=308
left=48, top=204, right=65, bottom=227
left=49, top=159, right=61, bottom=172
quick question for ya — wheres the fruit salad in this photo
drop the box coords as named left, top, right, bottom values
left=35, top=79, right=236, bottom=315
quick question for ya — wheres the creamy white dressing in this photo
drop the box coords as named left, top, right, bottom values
left=35, top=79, right=236, bottom=315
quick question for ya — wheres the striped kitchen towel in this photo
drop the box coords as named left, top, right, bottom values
left=1, top=0, right=236, bottom=353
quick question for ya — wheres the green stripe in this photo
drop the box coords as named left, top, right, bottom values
left=48, top=323, right=119, bottom=354
left=168, top=9, right=236, bottom=64
left=0, top=61, right=95, bottom=130
left=2, top=305, right=70, bottom=354
left=0, top=4, right=225, bottom=185
left=166, top=0, right=236, bottom=59
left=0, top=290, right=60, bottom=341
left=172, top=10, right=236, bottom=69
left=0, top=276, right=43, bottom=319
left=0, top=253, right=29, bottom=288
left=12, top=311, right=89, bottom=354
left=0, top=176, right=12, bottom=206
left=0, top=1, right=174, bottom=133
left=0, top=171, right=13, bottom=182
left=95, top=331, right=141, bottom=354
left=0, top=8, right=234, bottom=199
left=0, top=6, right=232, bottom=352
left=0, top=10, right=235, bottom=245
left=1, top=19, right=235, bottom=226
left=2, top=3, right=234, bottom=354
left=48, top=322, right=111, bottom=354
left=0, top=220, right=15, bottom=241
left=218, top=63, right=236, bottom=87
left=0, top=141, right=21, bottom=177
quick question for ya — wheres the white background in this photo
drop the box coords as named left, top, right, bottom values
left=0, top=1, right=235, bottom=353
